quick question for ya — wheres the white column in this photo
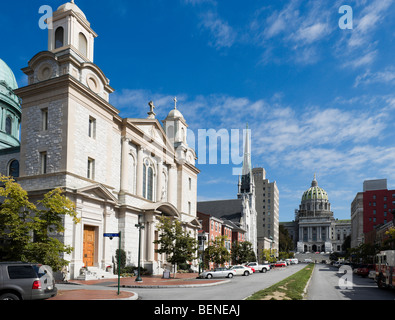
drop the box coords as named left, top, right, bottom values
left=136, top=146, right=144, bottom=197
left=120, top=137, right=129, bottom=193
left=157, top=160, right=163, bottom=202
left=167, top=164, right=177, bottom=206
left=146, top=214, right=155, bottom=262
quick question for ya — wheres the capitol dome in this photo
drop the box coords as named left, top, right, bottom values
left=301, top=175, right=328, bottom=202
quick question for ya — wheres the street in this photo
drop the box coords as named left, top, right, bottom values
left=56, top=264, right=307, bottom=300
left=307, top=264, right=395, bottom=300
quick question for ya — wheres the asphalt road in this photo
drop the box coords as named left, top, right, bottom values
left=129, top=263, right=307, bottom=300
left=307, top=264, right=395, bottom=300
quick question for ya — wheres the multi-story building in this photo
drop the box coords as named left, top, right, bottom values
left=0, top=1, right=200, bottom=279
left=351, top=192, right=364, bottom=248
left=252, top=167, right=279, bottom=257
left=351, top=179, right=395, bottom=248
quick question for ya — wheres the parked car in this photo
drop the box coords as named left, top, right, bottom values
left=0, top=262, right=57, bottom=300
left=304, top=258, right=313, bottom=263
left=243, top=264, right=255, bottom=273
left=200, top=267, right=236, bottom=279
left=274, top=261, right=287, bottom=268
left=229, top=265, right=252, bottom=276
left=356, top=264, right=375, bottom=277
left=245, top=262, right=271, bottom=273
left=368, top=270, right=376, bottom=280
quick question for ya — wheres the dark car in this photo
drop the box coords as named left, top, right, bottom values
left=356, top=264, right=375, bottom=278
left=0, top=262, right=58, bottom=300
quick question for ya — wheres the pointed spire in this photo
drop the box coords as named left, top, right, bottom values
left=242, top=123, right=252, bottom=176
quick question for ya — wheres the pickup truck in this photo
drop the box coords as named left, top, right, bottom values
left=245, top=262, right=271, bottom=273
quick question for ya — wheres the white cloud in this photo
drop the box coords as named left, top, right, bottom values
left=354, top=67, right=395, bottom=87
left=199, top=11, right=236, bottom=49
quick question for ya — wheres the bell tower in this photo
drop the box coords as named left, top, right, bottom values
left=48, top=0, right=97, bottom=62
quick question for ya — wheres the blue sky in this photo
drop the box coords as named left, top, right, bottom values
left=2, top=0, right=395, bottom=222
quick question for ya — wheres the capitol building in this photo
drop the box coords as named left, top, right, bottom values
left=282, top=175, right=351, bottom=253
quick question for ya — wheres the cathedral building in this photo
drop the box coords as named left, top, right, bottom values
left=197, top=127, right=258, bottom=255
left=0, top=1, right=200, bottom=279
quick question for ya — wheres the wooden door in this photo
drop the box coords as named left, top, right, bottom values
left=83, top=226, right=96, bottom=267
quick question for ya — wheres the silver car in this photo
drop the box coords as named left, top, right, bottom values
left=0, top=262, right=57, bottom=300
left=200, top=267, right=236, bottom=279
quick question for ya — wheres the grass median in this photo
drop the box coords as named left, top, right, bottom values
left=246, top=264, right=315, bottom=300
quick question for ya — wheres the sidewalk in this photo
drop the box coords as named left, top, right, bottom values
left=49, top=273, right=227, bottom=300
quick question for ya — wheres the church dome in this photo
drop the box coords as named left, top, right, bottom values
left=57, top=1, right=87, bottom=20
left=0, top=59, right=18, bottom=90
left=301, top=175, right=328, bottom=201
left=166, top=108, right=184, bottom=120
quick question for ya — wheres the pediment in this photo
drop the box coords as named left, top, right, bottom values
left=76, top=184, right=118, bottom=203
left=126, top=119, right=175, bottom=152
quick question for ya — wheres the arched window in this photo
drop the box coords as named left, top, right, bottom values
left=55, top=27, right=64, bottom=49
left=5, top=116, right=12, bottom=135
left=143, top=159, right=155, bottom=201
left=79, top=33, right=88, bottom=57
left=8, top=160, right=19, bottom=178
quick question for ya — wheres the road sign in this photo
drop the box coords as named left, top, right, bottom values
left=103, top=233, right=120, bottom=238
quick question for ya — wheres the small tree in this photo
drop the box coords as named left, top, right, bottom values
left=0, top=176, right=80, bottom=271
left=154, top=216, right=198, bottom=277
left=261, top=249, right=277, bottom=263
left=231, top=241, right=256, bottom=264
left=204, top=236, right=231, bottom=269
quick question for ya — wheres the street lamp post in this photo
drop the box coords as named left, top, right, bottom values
left=135, top=214, right=145, bottom=282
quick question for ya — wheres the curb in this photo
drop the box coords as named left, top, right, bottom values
left=116, top=279, right=231, bottom=289
left=302, top=264, right=315, bottom=300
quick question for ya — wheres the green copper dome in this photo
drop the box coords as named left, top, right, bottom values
left=302, top=175, right=328, bottom=201
left=0, top=59, right=18, bottom=90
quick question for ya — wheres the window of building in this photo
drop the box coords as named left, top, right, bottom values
left=87, top=158, right=95, bottom=180
left=188, top=202, right=191, bottom=215
left=5, top=116, right=12, bottom=135
left=189, top=178, right=192, bottom=190
left=373, top=195, right=376, bottom=200
left=40, top=152, right=47, bottom=174
left=79, top=33, right=88, bottom=57
left=373, top=210, right=376, bottom=215
left=384, top=196, right=387, bottom=201
left=8, top=160, right=19, bottom=178
left=41, top=108, right=48, bottom=131
left=143, top=160, right=154, bottom=201
left=88, top=116, right=96, bottom=139
left=384, top=204, right=387, bottom=209
left=55, top=27, right=64, bottom=49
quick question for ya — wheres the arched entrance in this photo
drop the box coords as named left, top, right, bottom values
left=312, top=244, right=317, bottom=252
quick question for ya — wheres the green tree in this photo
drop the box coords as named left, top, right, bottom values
left=261, top=248, right=277, bottom=263
left=231, top=241, right=256, bottom=264
left=204, top=236, right=231, bottom=268
left=279, top=224, right=294, bottom=252
left=154, top=216, right=198, bottom=276
left=0, top=176, right=80, bottom=271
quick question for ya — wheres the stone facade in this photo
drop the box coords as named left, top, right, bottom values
left=0, top=2, right=200, bottom=279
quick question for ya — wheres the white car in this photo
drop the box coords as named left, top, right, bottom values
left=200, top=267, right=236, bottom=279
left=229, top=265, right=252, bottom=276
